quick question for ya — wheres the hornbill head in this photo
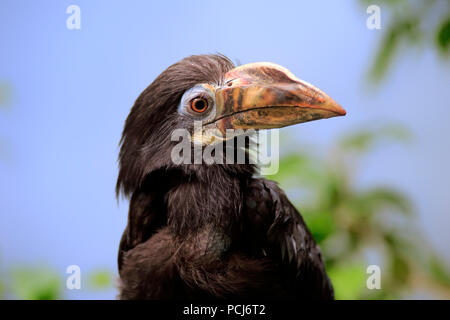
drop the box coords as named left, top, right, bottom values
left=117, top=54, right=346, bottom=197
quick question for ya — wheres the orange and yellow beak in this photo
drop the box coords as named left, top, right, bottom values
left=209, top=62, right=346, bottom=134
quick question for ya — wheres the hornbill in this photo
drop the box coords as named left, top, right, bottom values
left=116, top=54, right=346, bottom=300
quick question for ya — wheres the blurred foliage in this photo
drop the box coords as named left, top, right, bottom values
left=86, top=269, right=114, bottom=291
left=8, top=267, right=62, bottom=300
left=272, top=125, right=450, bottom=299
left=0, top=274, right=4, bottom=299
left=0, top=266, right=114, bottom=299
left=327, top=263, right=368, bottom=300
left=360, top=0, right=450, bottom=83
left=0, top=82, right=12, bottom=107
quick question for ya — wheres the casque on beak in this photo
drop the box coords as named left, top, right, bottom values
left=209, top=62, right=346, bottom=134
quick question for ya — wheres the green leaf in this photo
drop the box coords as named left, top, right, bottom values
left=9, top=267, right=62, bottom=300
left=0, top=82, right=12, bottom=107
left=429, top=256, right=450, bottom=287
left=0, top=277, right=4, bottom=299
left=358, top=187, right=412, bottom=215
left=339, top=129, right=375, bottom=152
left=381, top=124, right=412, bottom=143
left=327, top=263, right=367, bottom=299
left=339, top=124, right=411, bottom=153
left=271, top=153, right=310, bottom=182
left=370, top=25, right=400, bottom=82
left=369, top=17, right=420, bottom=83
left=87, top=270, right=113, bottom=290
left=390, top=252, right=410, bottom=284
left=303, top=210, right=335, bottom=243
left=436, top=17, right=450, bottom=52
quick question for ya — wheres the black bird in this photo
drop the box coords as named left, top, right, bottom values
left=116, top=54, right=346, bottom=300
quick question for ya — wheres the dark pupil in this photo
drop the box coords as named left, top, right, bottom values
left=195, top=99, right=206, bottom=110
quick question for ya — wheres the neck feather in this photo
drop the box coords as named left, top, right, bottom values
left=166, top=164, right=253, bottom=236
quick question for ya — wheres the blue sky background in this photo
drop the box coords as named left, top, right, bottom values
left=1, top=1, right=449, bottom=299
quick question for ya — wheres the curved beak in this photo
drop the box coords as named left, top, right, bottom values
left=209, top=62, right=346, bottom=134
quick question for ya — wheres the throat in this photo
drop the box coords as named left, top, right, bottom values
left=165, top=165, right=247, bottom=236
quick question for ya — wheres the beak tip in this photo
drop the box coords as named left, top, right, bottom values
left=325, top=101, right=346, bottom=117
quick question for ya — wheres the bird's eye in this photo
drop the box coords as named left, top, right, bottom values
left=190, top=97, right=209, bottom=113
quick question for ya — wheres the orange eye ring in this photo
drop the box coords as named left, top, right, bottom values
left=190, top=97, right=209, bottom=113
